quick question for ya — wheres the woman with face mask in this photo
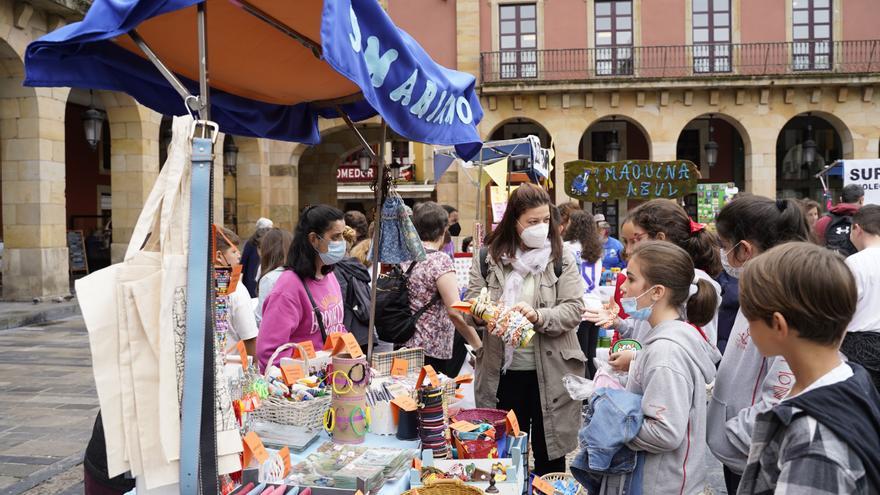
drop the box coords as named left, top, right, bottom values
left=466, top=184, right=586, bottom=476
left=256, top=205, right=349, bottom=372
left=707, top=196, right=811, bottom=495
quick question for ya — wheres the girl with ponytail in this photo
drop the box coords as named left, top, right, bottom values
left=707, top=196, right=811, bottom=494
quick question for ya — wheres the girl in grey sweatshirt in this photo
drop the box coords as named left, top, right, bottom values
left=610, top=241, right=721, bottom=495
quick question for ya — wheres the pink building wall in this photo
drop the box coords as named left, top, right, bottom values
left=544, top=0, right=589, bottom=49
left=842, top=0, right=880, bottom=40
left=640, top=0, right=686, bottom=46
left=480, top=0, right=492, bottom=53
left=740, top=0, right=785, bottom=43
left=387, top=0, right=458, bottom=69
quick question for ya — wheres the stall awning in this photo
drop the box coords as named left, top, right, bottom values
left=24, top=0, right=483, bottom=159
left=338, top=183, right=435, bottom=200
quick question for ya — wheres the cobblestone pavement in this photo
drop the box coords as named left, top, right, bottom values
left=0, top=316, right=729, bottom=494
left=0, top=317, right=94, bottom=495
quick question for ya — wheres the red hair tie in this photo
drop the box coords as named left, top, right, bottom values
left=689, top=220, right=706, bottom=234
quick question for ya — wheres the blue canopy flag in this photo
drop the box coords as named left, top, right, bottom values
left=24, top=0, right=483, bottom=159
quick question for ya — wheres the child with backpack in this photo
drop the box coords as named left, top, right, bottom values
left=707, top=196, right=812, bottom=494
left=814, top=184, right=864, bottom=256
left=601, top=241, right=720, bottom=494
left=737, top=242, right=880, bottom=494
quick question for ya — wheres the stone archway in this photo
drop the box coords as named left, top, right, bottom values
left=676, top=112, right=751, bottom=190
left=0, top=38, right=70, bottom=299
left=776, top=112, right=850, bottom=201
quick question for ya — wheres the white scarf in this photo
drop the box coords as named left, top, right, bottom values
left=498, top=240, right=553, bottom=370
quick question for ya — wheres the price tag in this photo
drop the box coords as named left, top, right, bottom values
left=279, top=447, right=291, bottom=477
left=454, top=373, right=474, bottom=384
left=390, top=394, right=418, bottom=412
left=532, top=475, right=555, bottom=495
left=355, top=491, right=364, bottom=495
left=341, top=333, right=364, bottom=358
left=294, top=341, right=317, bottom=359
left=323, top=333, right=343, bottom=352
left=506, top=410, right=521, bottom=437
left=416, top=365, right=441, bottom=389
left=449, top=420, right=479, bottom=432
left=412, top=457, right=422, bottom=470
left=242, top=431, right=269, bottom=466
left=235, top=341, right=248, bottom=371
left=390, top=358, right=409, bottom=377
left=280, top=363, right=305, bottom=385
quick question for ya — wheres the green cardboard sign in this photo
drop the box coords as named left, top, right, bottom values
left=564, top=160, right=700, bottom=201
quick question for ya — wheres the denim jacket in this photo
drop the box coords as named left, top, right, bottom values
left=571, top=388, right=645, bottom=495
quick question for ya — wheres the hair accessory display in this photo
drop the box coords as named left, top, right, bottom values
left=418, top=386, right=450, bottom=458
left=329, top=353, right=370, bottom=444
left=453, top=288, right=535, bottom=348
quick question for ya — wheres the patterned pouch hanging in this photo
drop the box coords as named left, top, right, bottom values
left=378, top=195, right=410, bottom=264
left=398, top=199, right=426, bottom=262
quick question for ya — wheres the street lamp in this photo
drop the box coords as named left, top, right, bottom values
left=704, top=114, right=718, bottom=168
left=223, top=136, right=238, bottom=175
left=357, top=148, right=372, bottom=172
left=82, top=90, right=106, bottom=151
left=802, top=124, right=817, bottom=166
left=605, top=129, right=621, bottom=163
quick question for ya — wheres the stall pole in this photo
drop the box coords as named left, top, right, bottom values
left=366, top=121, right=388, bottom=362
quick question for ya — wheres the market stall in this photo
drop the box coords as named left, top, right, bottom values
left=22, top=1, right=572, bottom=494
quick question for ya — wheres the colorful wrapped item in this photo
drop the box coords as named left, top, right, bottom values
left=418, top=385, right=450, bottom=458
left=452, top=288, right=534, bottom=349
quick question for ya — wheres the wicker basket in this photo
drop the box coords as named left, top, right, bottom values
left=403, top=479, right=484, bottom=495
left=251, top=342, right=330, bottom=431
left=541, top=472, right=586, bottom=495
left=371, top=347, right=425, bottom=375
left=451, top=408, right=508, bottom=438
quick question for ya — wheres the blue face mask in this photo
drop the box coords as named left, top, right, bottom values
left=318, top=236, right=346, bottom=265
left=620, top=286, right=659, bottom=320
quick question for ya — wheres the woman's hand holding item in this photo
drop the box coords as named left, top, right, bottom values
left=511, top=301, right=540, bottom=324
left=608, top=350, right=635, bottom=372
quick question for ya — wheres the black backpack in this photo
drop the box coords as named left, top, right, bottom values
left=478, top=246, right=563, bottom=280
left=825, top=213, right=858, bottom=257
left=334, top=258, right=372, bottom=345
left=374, top=261, right=441, bottom=344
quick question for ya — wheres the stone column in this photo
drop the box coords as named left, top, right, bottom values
left=456, top=0, right=480, bottom=75
left=1, top=87, right=70, bottom=300
left=103, top=93, right=161, bottom=263
left=234, top=137, right=270, bottom=239
left=745, top=136, right=777, bottom=198
left=268, top=140, right=299, bottom=232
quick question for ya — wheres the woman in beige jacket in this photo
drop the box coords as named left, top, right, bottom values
left=466, top=184, right=586, bottom=475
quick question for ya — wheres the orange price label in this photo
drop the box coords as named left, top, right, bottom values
left=506, top=410, right=521, bottom=437
left=391, top=394, right=418, bottom=412
left=294, top=341, right=317, bottom=359
left=280, top=363, right=305, bottom=385
left=279, top=447, right=291, bottom=477
left=417, top=365, right=441, bottom=389
left=341, top=333, right=364, bottom=358
left=355, top=491, right=364, bottom=495
left=243, top=431, right=269, bottom=465
left=412, top=457, right=422, bottom=470
left=449, top=420, right=479, bottom=432
left=532, top=475, right=555, bottom=495
left=454, top=373, right=474, bottom=384
left=235, top=341, right=248, bottom=370
left=324, top=333, right=343, bottom=352
left=390, top=358, right=409, bottom=377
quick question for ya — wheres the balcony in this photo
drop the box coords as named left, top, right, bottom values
left=480, top=40, right=880, bottom=91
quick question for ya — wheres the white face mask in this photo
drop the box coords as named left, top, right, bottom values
left=720, top=241, right=744, bottom=278
left=519, top=222, right=549, bottom=249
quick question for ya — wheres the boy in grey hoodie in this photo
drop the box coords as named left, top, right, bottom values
left=610, top=241, right=721, bottom=495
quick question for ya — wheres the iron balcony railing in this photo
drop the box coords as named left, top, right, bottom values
left=480, top=40, right=880, bottom=83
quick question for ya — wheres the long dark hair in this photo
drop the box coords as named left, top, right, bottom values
left=484, top=183, right=562, bottom=263
left=564, top=210, right=603, bottom=264
left=716, top=196, right=811, bottom=253
left=626, top=199, right=722, bottom=277
left=259, top=228, right=293, bottom=284
left=286, top=205, right=345, bottom=280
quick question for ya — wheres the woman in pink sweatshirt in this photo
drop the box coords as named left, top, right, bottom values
left=257, top=205, right=349, bottom=371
